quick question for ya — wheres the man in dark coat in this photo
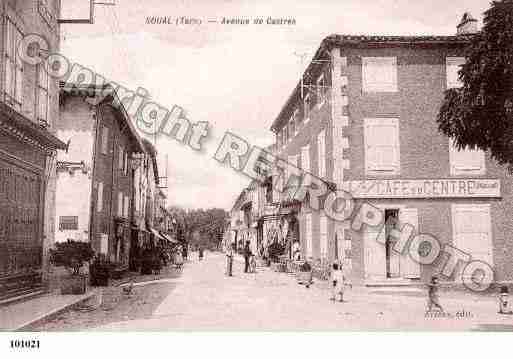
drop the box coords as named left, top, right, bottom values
left=243, top=240, right=251, bottom=273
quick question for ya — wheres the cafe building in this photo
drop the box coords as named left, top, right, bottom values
left=270, top=14, right=513, bottom=286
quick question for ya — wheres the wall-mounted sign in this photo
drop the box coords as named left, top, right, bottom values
left=345, top=179, right=501, bottom=199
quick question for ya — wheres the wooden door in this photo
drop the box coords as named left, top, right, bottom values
left=0, top=155, right=43, bottom=300
left=364, top=226, right=386, bottom=280
left=400, top=208, right=420, bottom=279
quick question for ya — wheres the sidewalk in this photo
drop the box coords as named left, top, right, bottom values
left=0, top=290, right=97, bottom=331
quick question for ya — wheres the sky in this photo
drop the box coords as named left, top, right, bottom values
left=59, top=0, right=490, bottom=210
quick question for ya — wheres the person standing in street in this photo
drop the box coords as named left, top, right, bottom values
left=427, top=276, right=443, bottom=312
left=182, top=244, right=188, bottom=261
left=243, top=240, right=251, bottom=273
left=199, top=246, right=204, bottom=261
left=226, top=243, right=234, bottom=276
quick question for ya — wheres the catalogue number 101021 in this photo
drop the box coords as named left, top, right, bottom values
left=10, top=339, right=40, bottom=349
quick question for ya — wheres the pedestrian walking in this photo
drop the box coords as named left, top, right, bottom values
left=426, top=275, right=443, bottom=312
left=199, top=246, right=204, bottom=261
left=243, top=240, right=251, bottom=273
left=498, top=286, right=513, bottom=314
left=182, top=244, right=188, bottom=261
left=226, top=243, right=234, bottom=276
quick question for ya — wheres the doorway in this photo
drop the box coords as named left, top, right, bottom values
left=385, top=209, right=400, bottom=278
left=364, top=205, right=420, bottom=281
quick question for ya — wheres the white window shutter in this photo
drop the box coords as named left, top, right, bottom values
left=101, top=127, right=109, bottom=154
left=317, top=131, right=326, bottom=178
left=452, top=205, right=492, bottom=263
left=124, top=195, right=130, bottom=218
left=364, top=118, right=400, bottom=174
left=449, top=139, right=485, bottom=175
left=118, top=192, right=123, bottom=217
left=119, top=146, right=124, bottom=169
left=400, top=208, right=420, bottom=278
left=97, top=182, right=103, bottom=212
left=362, top=57, right=397, bottom=92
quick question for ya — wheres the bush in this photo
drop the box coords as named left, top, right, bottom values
left=49, top=240, right=94, bottom=275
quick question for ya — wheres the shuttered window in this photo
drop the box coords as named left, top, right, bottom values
left=118, top=146, right=124, bottom=169
left=123, top=195, right=130, bottom=218
left=449, top=139, right=485, bottom=175
left=317, top=130, right=326, bottom=178
left=362, top=57, right=397, bottom=92
left=97, top=182, right=103, bottom=212
left=364, top=118, right=400, bottom=175
left=452, top=204, right=493, bottom=269
left=124, top=151, right=129, bottom=175
left=446, top=57, right=465, bottom=89
left=101, top=126, right=109, bottom=154
left=117, top=192, right=123, bottom=217
left=37, top=63, right=49, bottom=126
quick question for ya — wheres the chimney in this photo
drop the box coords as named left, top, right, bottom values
left=457, top=12, right=478, bottom=35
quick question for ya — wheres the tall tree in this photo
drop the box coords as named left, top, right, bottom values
left=438, top=1, right=513, bottom=170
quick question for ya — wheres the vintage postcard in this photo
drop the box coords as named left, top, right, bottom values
left=1, top=1, right=513, bottom=350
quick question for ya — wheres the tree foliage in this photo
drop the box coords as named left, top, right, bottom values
left=49, top=240, right=94, bottom=275
left=167, top=206, right=228, bottom=249
left=438, top=1, right=513, bottom=170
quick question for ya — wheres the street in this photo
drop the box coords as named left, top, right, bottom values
left=78, top=252, right=513, bottom=331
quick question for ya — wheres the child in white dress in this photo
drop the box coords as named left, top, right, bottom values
left=330, top=262, right=347, bottom=302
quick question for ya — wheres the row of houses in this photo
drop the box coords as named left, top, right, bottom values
left=228, top=13, right=513, bottom=287
left=55, top=84, right=175, bottom=273
left=0, top=1, right=175, bottom=303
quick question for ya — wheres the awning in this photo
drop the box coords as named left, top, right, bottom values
left=161, top=233, right=179, bottom=244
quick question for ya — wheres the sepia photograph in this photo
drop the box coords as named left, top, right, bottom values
left=1, top=0, right=513, bottom=355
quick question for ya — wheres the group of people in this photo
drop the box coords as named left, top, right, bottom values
left=224, top=240, right=256, bottom=276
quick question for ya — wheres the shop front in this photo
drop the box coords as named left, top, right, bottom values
left=345, top=178, right=502, bottom=284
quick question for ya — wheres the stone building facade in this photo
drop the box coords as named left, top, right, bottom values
left=270, top=15, right=513, bottom=286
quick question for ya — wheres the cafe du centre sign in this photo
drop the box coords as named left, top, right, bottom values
left=344, top=179, right=501, bottom=199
